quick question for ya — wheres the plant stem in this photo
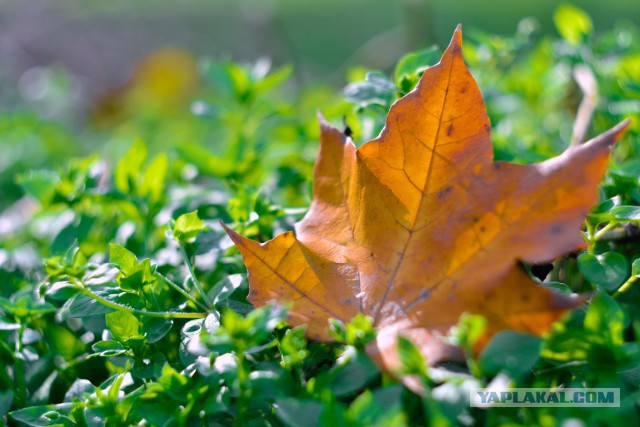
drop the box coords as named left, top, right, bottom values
left=594, top=222, right=616, bottom=242
left=614, top=275, right=639, bottom=297
left=156, top=272, right=210, bottom=312
left=0, top=339, right=26, bottom=407
left=13, top=355, right=27, bottom=408
left=534, top=360, right=588, bottom=375
left=179, top=244, right=212, bottom=307
left=69, top=278, right=207, bottom=319
left=585, top=223, right=596, bottom=253
left=234, top=350, right=250, bottom=427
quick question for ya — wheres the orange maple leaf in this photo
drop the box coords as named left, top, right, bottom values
left=223, top=26, right=629, bottom=379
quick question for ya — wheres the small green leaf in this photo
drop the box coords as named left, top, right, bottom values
left=118, top=258, right=155, bottom=291
left=17, top=170, right=59, bottom=204
left=553, top=4, right=593, bottom=45
left=157, top=363, right=189, bottom=400
left=109, top=243, right=138, bottom=274
left=249, top=369, right=295, bottom=399
left=140, top=153, right=168, bottom=204
left=114, top=139, right=147, bottom=194
left=611, top=205, right=640, bottom=221
left=60, top=292, right=113, bottom=319
left=609, top=159, right=640, bottom=180
left=91, top=340, right=128, bottom=357
left=253, top=64, right=293, bottom=93
left=478, top=331, right=541, bottom=377
left=347, top=386, right=405, bottom=426
left=106, top=311, right=141, bottom=342
left=143, top=318, right=174, bottom=344
left=326, top=350, right=379, bottom=397
left=542, top=281, right=573, bottom=295
left=279, top=326, right=308, bottom=368
left=328, top=313, right=375, bottom=348
left=344, top=72, right=396, bottom=107
left=275, top=399, right=322, bottom=427
left=225, top=62, right=251, bottom=100
left=394, top=46, right=440, bottom=89
left=396, top=335, right=427, bottom=376
left=632, top=258, right=640, bottom=276
left=208, top=274, right=245, bottom=306
left=328, top=318, right=347, bottom=342
left=587, top=197, right=618, bottom=226
left=585, top=291, right=625, bottom=346
left=9, top=404, right=71, bottom=426
left=448, top=313, right=487, bottom=351
left=578, top=252, right=628, bottom=290
left=176, top=145, right=236, bottom=178
left=172, top=211, right=205, bottom=243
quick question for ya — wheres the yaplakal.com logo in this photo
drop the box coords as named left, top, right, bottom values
left=469, top=388, right=620, bottom=407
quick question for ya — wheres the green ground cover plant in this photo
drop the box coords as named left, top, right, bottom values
left=1, top=5, right=640, bottom=426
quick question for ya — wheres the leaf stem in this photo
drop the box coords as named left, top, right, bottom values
left=179, top=244, right=212, bottom=307
left=234, top=349, right=250, bottom=427
left=594, top=222, right=616, bottom=241
left=614, top=275, right=639, bottom=297
left=585, top=223, right=596, bottom=253
left=534, top=360, right=588, bottom=375
left=68, top=278, right=207, bottom=319
left=156, top=272, right=210, bottom=312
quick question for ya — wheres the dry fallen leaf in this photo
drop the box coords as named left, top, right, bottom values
left=224, top=26, right=629, bottom=381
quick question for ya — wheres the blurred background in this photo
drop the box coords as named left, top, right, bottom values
left=0, top=0, right=639, bottom=211
left=1, top=0, right=638, bottom=119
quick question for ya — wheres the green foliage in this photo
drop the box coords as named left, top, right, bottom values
left=171, top=211, right=205, bottom=244
left=393, top=46, right=441, bottom=93
left=542, top=292, right=638, bottom=379
left=478, top=332, right=542, bottom=378
left=554, top=4, right=593, bottom=46
left=578, top=251, right=628, bottom=290
left=328, top=314, right=376, bottom=349
left=1, top=4, right=640, bottom=425
left=395, top=336, right=428, bottom=379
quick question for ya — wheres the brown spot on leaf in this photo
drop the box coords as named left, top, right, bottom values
left=550, top=223, right=564, bottom=234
